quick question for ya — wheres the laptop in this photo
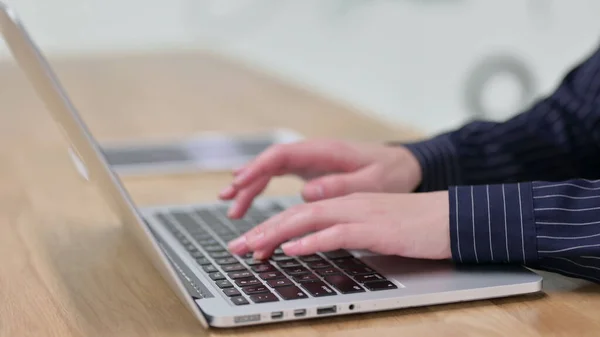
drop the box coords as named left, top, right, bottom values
left=0, top=2, right=543, bottom=328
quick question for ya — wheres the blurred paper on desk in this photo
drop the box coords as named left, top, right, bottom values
left=101, top=129, right=303, bottom=176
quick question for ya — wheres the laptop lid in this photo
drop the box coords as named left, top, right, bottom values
left=0, top=2, right=210, bottom=328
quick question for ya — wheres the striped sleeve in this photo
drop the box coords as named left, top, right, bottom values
left=450, top=180, right=600, bottom=283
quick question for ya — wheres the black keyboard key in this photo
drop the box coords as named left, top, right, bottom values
left=220, top=234, right=237, bottom=242
left=324, top=275, right=365, bottom=294
left=196, top=257, right=212, bottom=265
left=203, top=264, right=218, bottom=273
left=273, top=248, right=285, bottom=255
left=190, top=251, right=204, bottom=259
left=235, top=277, right=261, bottom=287
left=271, top=255, right=293, bottom=262
left=197, top=238, right=219, bottom=246
left=249, top=292, right=278, bottom=303
left=332, top=258, right=364, bottom=268
left=215, top=257, right=238, bottom=265
left=301, top=281, right=337, bottom=297
left=228, top=271, right=253, bottom=279
left=231, top=296, right=249, bottom=305
left=316, top=268, right=342, bottom=277
left=209, top=272, right=225, bottom=281
left=223, top=288, right=241, bottom=297
left=204, top=244, right=225, bottom=252
left=251, top=263, right=277, bottom=273
left=180, top=237, right=191, bottom=246
left=345, top=266, right=377, bottom=276
left=267, top=278, right=294, bottom=288
left=209, top=251, right=232, bottom=259
left=242, top=285, right=269, bottom=295
left=307, top=261, right=332, bottom=269
left=184, top=244, right=197, bottom=252
left=222, top=264, right=247, bottom=272
left=244, top=258, right=266, bottom=266
left=277, top=260, right=301, bottom=268
left=241, top=253, right=254, bottom=259
left=216, top=280, right=233, bottom=288
left=293, top=273, right=320, bottom=283
left=259, top=271, right=284, bottom=280
left=299, top=255, right=323, bottom=262
left=354, top=274, right=385, bottom=283
left=275, top=286, right=308, bottom=300
left=323, top=250, right=353, bottom=259
left=364, top=280, right=398, bottom=291
left=282, top=266, right=309, bottom=275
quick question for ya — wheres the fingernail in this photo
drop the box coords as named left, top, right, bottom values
left=253, top=251, right=267, bottom=260
left=219, top=185, right=235, bottom=198
left=304, top=185, right=324, bottom=200
left=228, top=236, right=247, bottom=252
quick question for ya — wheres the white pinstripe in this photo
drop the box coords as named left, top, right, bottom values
left=471, top=186, right=478, bottom=263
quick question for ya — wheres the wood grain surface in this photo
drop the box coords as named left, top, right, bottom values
left=0, top=51, right=598, bottom=337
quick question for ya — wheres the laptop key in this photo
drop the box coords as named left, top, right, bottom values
left=332, top=258, right=364, bottom=268
left=322, top=249, right=353, bottom=259
left=275, top=286, right=309, bottom=300
left=235, top=277, right=261, bottom=287
left=190, top=251, right=204, bottom=259
left=251, top=263, right=277, bottom=273
left=259, top=271, right=284, bottom=280
left=293, top=273, right=320, bottom=283
left=209, top=272, right=225, bottom=281
left=203, top=264, right=218, bottom=273
left=216, top=280, right=233, bottom=288
left=277, top=260, right=301, bottom=268
left=316, top=268, right=342, bottom=277
left=271, top=255, right=293, bottom=262
left=301, top=281, right=337, bottom=297
left=307, top=261, right=332, bottom=269
left=299, top=255, right=323, bottom=262
left=228, top=271, right=253, bottom=279
left=223, top=288, right=241, bottom=297
left=204, top=244, right=225, bottom=252
left=267, top=278, right=294, bottom=288
left=249, top=292, right=279, bottom=303
left=196, top=257, right=212, bottom=266
left=215, top=257, right=238, bottom=265
left=222, top=264, right=247, bottom=272
left=197, top=238, right=219, bottom=246
left=231, top=296, right=250, bottom=306
left=363, top=280, right=398, bottom=291
left=282, top=266, right=309, bottom=275
left=345, top=266, right=377, bottom=276
left=244, top=258, right=265, bottom=266
left=324, top=275, right=365, bottom=294
left=209, top=251, right=232, bottom=259
left=354, top=274, right=385, bottom=283
left=242, top=285, right=269, bottom=295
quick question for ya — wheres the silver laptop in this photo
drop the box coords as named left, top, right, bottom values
left=0, top=3, right=542, bottom=328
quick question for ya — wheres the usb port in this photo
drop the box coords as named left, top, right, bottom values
left=316, top=306, right=337, bottom=315
left=271, top=311, right=283, bottom=319
left=294, top=309, right=306, bottom=317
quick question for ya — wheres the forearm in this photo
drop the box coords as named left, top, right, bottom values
left=450, top=179, right=600, bottom=283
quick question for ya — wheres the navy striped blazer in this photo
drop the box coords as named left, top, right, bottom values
left=403, top=42, right=600, bottom=283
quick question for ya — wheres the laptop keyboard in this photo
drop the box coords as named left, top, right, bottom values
left=153, top=202, right=397, bottom=306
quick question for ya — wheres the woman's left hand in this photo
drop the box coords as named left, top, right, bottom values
left=227, top=191, right=451, bottom=261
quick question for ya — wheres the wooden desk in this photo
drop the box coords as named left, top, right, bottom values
left=0, top=52, right=598, bottom=337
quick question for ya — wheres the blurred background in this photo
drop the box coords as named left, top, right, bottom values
left=1, top=0, right=600, bottom=136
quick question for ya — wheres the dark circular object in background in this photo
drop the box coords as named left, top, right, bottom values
left=463, top=53, right=536, bottom=119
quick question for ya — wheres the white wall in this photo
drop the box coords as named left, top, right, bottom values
left=2, top=0, right=600, bottom=135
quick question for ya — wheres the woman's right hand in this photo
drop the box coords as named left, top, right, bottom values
left=218, top=139, right=423, bottom=218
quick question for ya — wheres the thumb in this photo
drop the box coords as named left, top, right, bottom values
left=301, top=168, right=379, bottom=201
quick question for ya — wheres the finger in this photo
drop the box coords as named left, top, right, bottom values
left=281, top=223, right=377, bottom=256
left=231, top=141, right=361, bottom=189
left=302, top=168, right=379, bottom=202
left=227, top=176, right=270, bottom=219
left=229, top=199, right=363, bottom=254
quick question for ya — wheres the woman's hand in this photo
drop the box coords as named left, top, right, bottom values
left=219, top=139, right=422, bottom=218
left=227, top=191, right=451, bottom=261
